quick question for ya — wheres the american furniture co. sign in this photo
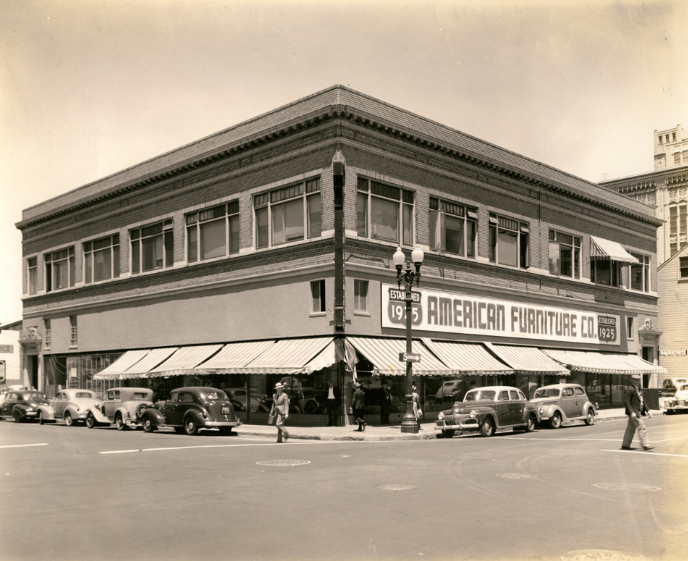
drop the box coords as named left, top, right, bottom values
left=381, top=284, right=620, bottom=346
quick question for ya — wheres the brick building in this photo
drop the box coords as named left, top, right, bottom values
left=16, top=86, right=664, bottom=423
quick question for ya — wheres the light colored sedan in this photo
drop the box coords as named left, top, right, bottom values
left=37, top=389, right=102, bottom=426
left=531, top=384, right=596, bottom=428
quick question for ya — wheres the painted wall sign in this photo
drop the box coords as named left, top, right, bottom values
left=0, top=345, right=14, bottom=353
left=659, top=350, right=687, bottom=357
left=381, top=283, right=621, bottom=346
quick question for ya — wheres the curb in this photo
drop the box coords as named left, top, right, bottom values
left=236, top=430, right=437, bottom=441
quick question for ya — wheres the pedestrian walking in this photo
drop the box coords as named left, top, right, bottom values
left=621, top=373, right=653, bottom=451
left=270, top=382, right=290, bottom=443
left=380, top=381, right=393, bottom=425
left=325, top=380, right=340, bottom=426
left=412, top=384, right=422, bottom=430
left=352, top=382, right=367, bottom=431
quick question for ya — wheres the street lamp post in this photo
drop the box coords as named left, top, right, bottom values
left=393, top=246, right=424, bottom=434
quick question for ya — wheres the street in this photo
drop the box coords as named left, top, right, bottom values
left=1, top=416, right=686, bottom=561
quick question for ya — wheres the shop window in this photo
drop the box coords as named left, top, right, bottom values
left=629, top=252, right=650, bottom=292
left=186, top=201, right=239, bottom=262
left=590, top=260, right=620, bottom=287
left=680, top=257, right=688, bottom=278
left=44, top=247, right=75, bottom=292
left=44, top=318, right=51, bottom=348
left=84, top=234, right=120, bottom=284
left=627, top=317, right=634, bottom=340
left=27, top=257, right=37, bottom=295
left=356, top=177, right=414, bottom=246
left=354, top=280, right=369, bottom=313
left=254, top=178, right=321, bottom=249
left=131, top=220, right=173, bottom=274
left=311, top=280, right=325, bottom=313
left=489, top=214, right=529, bottom=268
left=548, top=230, right=581, bottom=279
left=429, top=197, right=477, bottom=258
left=70, top=316, right=77, bottom=347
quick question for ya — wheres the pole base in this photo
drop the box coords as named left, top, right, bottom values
left=400, top=413, right=419, bottom=434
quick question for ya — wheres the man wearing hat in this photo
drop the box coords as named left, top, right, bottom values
left=270, top=382, right=290, bottom=443
left=352, top=382, right=367, bottom=432
left=621, top=373, right=653, bottom=451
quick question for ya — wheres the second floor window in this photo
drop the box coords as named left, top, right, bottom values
left=669, top=204, right=687, bottom=257
left=84, top=234, right=120, bottom=284
left=186, top=201, right=239, bottom=262
left=45, top=247, right=75, bottom=292
left=629, top=253, right=650, bottom=292
left=357, top=177, right=414, bottom=245
left=311, top=280, right=326, bottom=313
left=489, top=214, right=529, bottom=268
left=28, top=257, right=37, bottom=295
left=354, top=280, right=369, bottom=313
left=44, top=318, right=51, bottom=348
left=429, top=198, right=477, bottom=258
left=548, top=230, right=581, bottom=279
left=590, top=259, right=620, bottom=287
left=70, top=315, right=77, bottom=347
left=131, top=220, right=173, bottom=274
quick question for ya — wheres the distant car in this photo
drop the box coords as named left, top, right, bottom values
left=0, top=390, right=49, bottom=422
left=434, top=386, right=539, bottom=438
left=530, top=384, right=596, bottom=428
left=663, top=383, right=688, bottom=415
left=140, top=387, right=241, bottom=435
left=36, top=389, right=102, bottom=426
left=85, top=387, right=154, bottom=430
left=434, top=379, right=462, bottom=401
left=224, top=388, right=270, bottom=413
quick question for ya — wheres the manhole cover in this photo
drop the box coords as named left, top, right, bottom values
left=256, top=460, right=311, bottom=467
left=496, top=473, right=537, bottom=479
left=376, top=484, right=419, bottom=491
left=561, top=550, right=646, bottom=561
left=592, top=483, right=661, bottom=492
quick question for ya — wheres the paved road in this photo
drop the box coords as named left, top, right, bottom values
left=1, top=416, right=686, bottom=561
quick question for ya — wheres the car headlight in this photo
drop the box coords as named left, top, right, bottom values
left=438, top=412, right=444, bottom=420
left=539, top=406, right=544, bottom=414
left=469, top=410, right=477, bottom=418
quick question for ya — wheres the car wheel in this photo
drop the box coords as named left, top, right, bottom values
left=184, top=417, right=198, bottom=436
left=38, top=411, right=45, bottom=425
left=142, top=416, right=155, bottom=433
left=550, top=412, right=562, bottom=429
left=441, top=429, right=455, bottom=439
left=480, top=417, right=495, bottom=437
left=13, top=410, right=23, bottom=423
left=115, top=413, right=127, bottom=431
left=174, top=427, right=185, bottom=434
left=304, top=400, right=318, bottom=414
left=525, top=414, right=536, bottom=432
left=86, top=412, right=96, bottom=428
left=585, top=409, right=595, bottom=426
left=64, top=412, right=74, bottom=427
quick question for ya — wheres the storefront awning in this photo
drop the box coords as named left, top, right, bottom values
left=119, top=347, right=179, bottom=379
left=602, top=354, right=667, bottom=375
left=148, top=345, right=223, bottom=377
left=590, top=236, right=639, bottom=263
left=485, top=343, right=570, bottom=376
left=238, top=337, right=334, bottom=374
left=424, top=340, right=514, bottom=375
left=542, top=349, right=638, bottom=375
left=348, top=337, right=452, bottom=376
left=93, top=350, right=151, bottom=380
left=193, top=340, right=276, bottom=374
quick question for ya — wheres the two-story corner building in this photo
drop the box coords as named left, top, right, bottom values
left=16, top=85, right=664, bottom=425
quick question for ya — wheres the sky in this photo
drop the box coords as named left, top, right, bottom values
left=1, top=0, right=686, bottom=326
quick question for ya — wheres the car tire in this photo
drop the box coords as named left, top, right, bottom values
left=64, top=412, right=74, bottom=427
left=585, top=409, right=595, bottom=426
left=441, top=429, right=455, bottom=439
left=184, top=417, right=198, bottom=436
left=480, top=417, right=495, bottom=437
left=525, top=414, right=536, bottom=432
left=550, top=412, right=562, bottom=429
left=304, top=401, right=318, bottom=414
left=13, top=410, right=23, bottom=423
left=86, top=412, right=96, bottom=429
left=173, top=427, right=185, bottom=434
left=38, top=411, right=45, bottom=425
left=142, top=416, right=155, bottom=433
left=115, top=413, right=127, bottom=431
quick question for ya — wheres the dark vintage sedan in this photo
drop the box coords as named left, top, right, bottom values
left=0, top=390, right=49, bottom=422
left=434, top=386, right=540, bottom=438
left=140, top=387, right=241, bottom=435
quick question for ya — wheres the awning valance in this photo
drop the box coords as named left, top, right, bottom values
left=543, top=349, right=640, bottom=375
left=485, top=343, right=570, bottom=376
left=425, top=340, right=514, bottom=375
left=119, top=347, right=179, bottom=379
left=238, top=337, right=334, bottom=374
left=194, top=340, right=275, bottom=374
left=148, top=345, right=223, bottom=378
left=603, top=354, right=667, bottom=375
left=348, top=337, right=452, bottom=376
left=93, top=350, right=151, bottom=380
left=590, top=236, right=639, bottom=263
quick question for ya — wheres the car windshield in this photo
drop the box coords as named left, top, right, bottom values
left=202, top=391, right=227, bottom=401
left=464, top=390, right=496, bottom=401
left=132, top=393, right=150, bottom=400
left=25, top=392, right=45, bottom=400
left=75, top=392, right=94, bottom=399
left=678, top=385, right=688, bottom=392
left=534, top=388, right=560, bottom=399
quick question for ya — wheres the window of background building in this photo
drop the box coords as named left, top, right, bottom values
left=45, top=247, right=75, bottom=292
left=28, top=257, right=37, bottom=295
left=44, top=318, right=51, bottom=348
left=675, top=153, right=681, bottom=166
left=354, top=280, right=369, bottom=313
left=683, top=151, right=688, bottom=165
left=131, top=220, right=173, bottom=274
left=669, top=205, right=687, bottom=257
left=590, top=259, right=620, bottom=287
left=429, top=198, right=477, bottom=258
left=489, top=214, right=529, bottom=268
left=627, top=317, right=634, bottom=340
left=84, top=235, right=120, bottom=284
left=254, top=178, right=321, bottom=249
left=629, top=252, right=650, bottom=292
left=70, top=316, right=77, bottom=347
left=186, top=201, right=239, bottom=262
left=680, top=257, right=688, bottom=278
left=311, top=280, right=326, bottom=313
left=549, top=230, right=581, bottom=279
left=357, top=177, right=414, bottom=246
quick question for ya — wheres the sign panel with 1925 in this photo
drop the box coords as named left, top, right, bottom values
left=387, top=288, right=422, bottom=326
left=597, top=316, right=617, bottom=342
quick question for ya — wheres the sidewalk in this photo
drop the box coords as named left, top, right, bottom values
left=234, top=408, right=636, bottom=442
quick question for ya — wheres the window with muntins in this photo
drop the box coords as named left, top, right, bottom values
left=44, top=247, right=75, bottom=292
left=590, top=259, right=620, bottom=287
left=311, top=280, right=326, bottom=313
left=669, top=204, right=687, bottom=257
left=70, top=315, right=77, bottom=347
left=130, top=220, right=173, bottom=274
left=629, top=252, right=650, bottom=292
left=354, top=280, right=369, bottom=313
left=84, top=234, right=120, bottom=284
left=429, top=198, right=477, bottom=258
left=357, top=177, right=414, bottom=246
left=548, top=230, right=581, bottom=279
left=44, top=318, right=51, bottom=348
left=28, top=257, right=37, bottom=295
left=489, top=214, right=529, bottom=268
left=186, top=201, right=239, bottom=262
left=254, top=178, right=321, bottom=249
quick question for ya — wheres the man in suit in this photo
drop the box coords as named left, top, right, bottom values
left=380, top=381, right=393, bottom=425
left=325, top=380, right=340, bottom=426
left=352, top=382, right=367, bottom=432
left=622, top=373, right=653, bottom=451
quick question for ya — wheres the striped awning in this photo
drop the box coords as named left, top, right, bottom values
left=426, top=340, right=514, bottom=375
left=299, top=340, right=337, bottom=375
left=603, top=353, right=667, bottom=375
left=486, top=343, right=570, bottom=376
left=120, top=347, right=179, bottom=379
left=543, top=350, right=637, bottom=374
left=148, top=345, right=223, bottom=377
left=93, top=350, right=150, bottom=380
left=590, top=236, right=639, bottom=263
left=194, top=340, right=276, bottom=374
left=238, top=338, right=334, bottom=374
left=347, top=337, right=452, bottom=376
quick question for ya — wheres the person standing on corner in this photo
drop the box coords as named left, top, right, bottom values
left=352, top=382, right=367, bottom=432
left=270, top=382, right=290, bottom=443
left=412, top=384, right=422, bottom=430
left=380, top=381, right=393, bottom=425
left=325, top=380, right=340, bottom=427
left=621, top=373, right=653, bottom=451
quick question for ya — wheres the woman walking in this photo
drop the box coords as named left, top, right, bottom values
left=352, top=382, right=367, bottom=431
left=270, top=382, right=290, bottom=443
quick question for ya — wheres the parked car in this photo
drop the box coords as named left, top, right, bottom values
left=140, top=387, right=241, bottom=435
left=530, top=384, right=596, bottom=428
left=434, top=386, right=539, bottom=438
left=84, top=387, right=154, bottom=430
left=434, top=379, right=462, bottom=402
left=663, top=383, right=688, bottom=414
left=36, top=389, right=102, bottom=426
left=0, top=385, right=26, bottom=408
left=224, top=388, right=271, bottom=413
left=0, top=390, right=49, bottom=422
left=660, top=378, right=688, bottom=411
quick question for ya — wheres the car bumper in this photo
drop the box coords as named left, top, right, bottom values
left=434, top=418, right=479, bottom=431
left=25, top=411, right=38, bottom=417
left=202, top=421, right=242, bottom=428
